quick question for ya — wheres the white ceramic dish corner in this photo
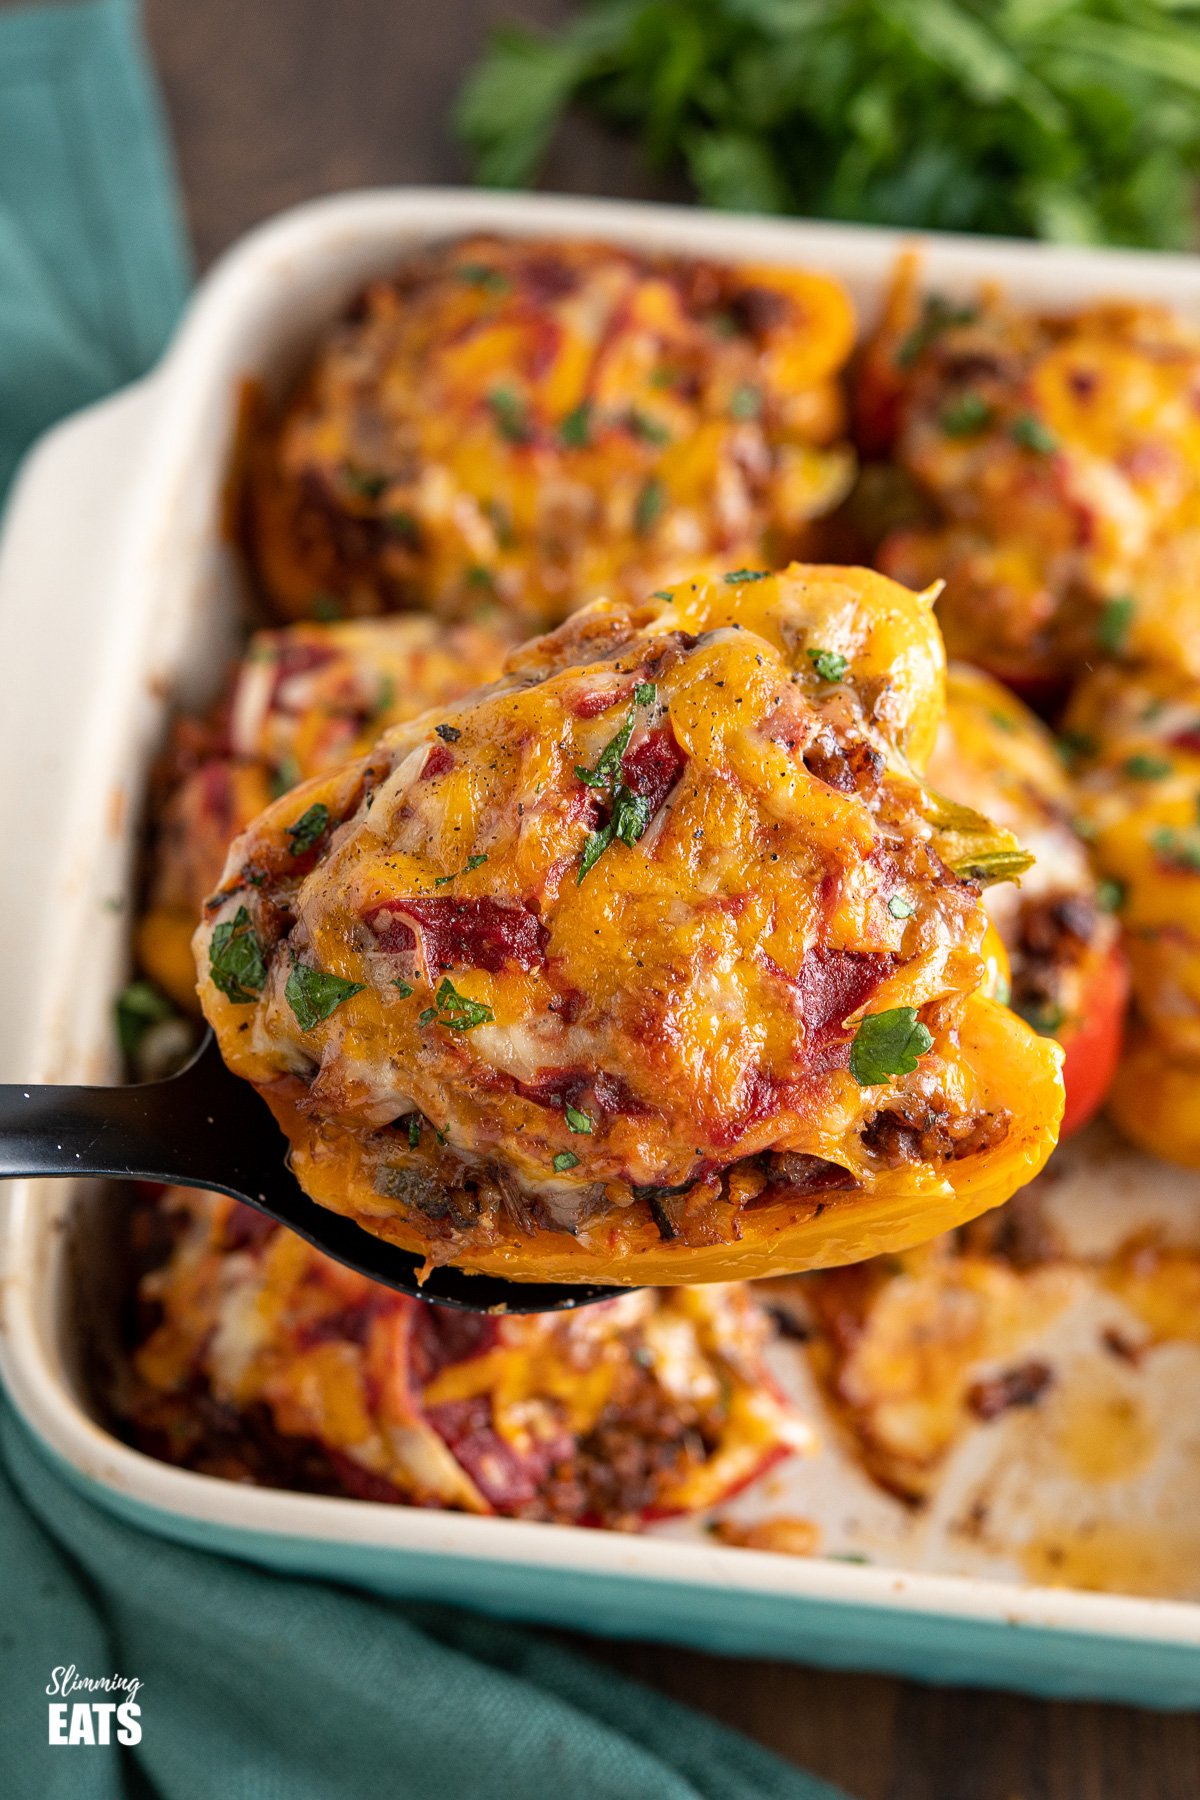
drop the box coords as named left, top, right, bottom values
left=3, top=188, right=1200, bottom=1707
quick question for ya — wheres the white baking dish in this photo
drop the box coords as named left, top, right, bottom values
left=4, top=188, right=1200, bottom=1707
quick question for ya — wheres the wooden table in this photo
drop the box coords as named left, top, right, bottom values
left=142, top=2, right=1199, bottom=1791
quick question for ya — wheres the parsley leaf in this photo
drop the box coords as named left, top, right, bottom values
left=565, top=1104, right=594, bottom=1133
left=808, top=647, right=849, bottom=682
left=285, top=961, right=365, bottom=1031
left=423, top=977, right=495, bottom=1032
left=559, top=400, right=593, bottom=448
left=343, top=464, right=387, bottom=500
left=887, top=895, right=915, bottom=920
left=457, top=262, right=510, bottom=294
left=1123, top=753, right=1171, bottom=781
left=115, top=980, right=176, bottom=1060
left=286, top=803, right=329, bottom=855
left=729, top=383, right=762, bottom=421
left=458, top=4, right=1200, bottom=253
left=574, top=683, right=659, bottom=881
left=208, top=906, right=266, bottom=1004
left=724, top=568, right=768, bottom=583
left=407, top=1114, right=422, bottom=1148
left=634, top=476, right=665, bottom=534
left=393, top=980, right=414, bottom=997
left=1152, top=826, right=1200, bottom=874
left=941, top=393, right=993, bottom=436
left=1010, top=413, right=1057, bottom=455
left=553, top=1150, right=580, bottom=1173
left=1098, top=596, right=1136, bottom=655
left=850, top=1008, right=934, bottom=1086
left=488, top=387, right=533, bottom=445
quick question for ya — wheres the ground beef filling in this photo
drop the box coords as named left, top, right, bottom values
left=861, top=1103, right=1010, bottom=1170
left=1010, top=889, right=1099, bottom=1033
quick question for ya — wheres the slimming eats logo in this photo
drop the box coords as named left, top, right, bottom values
left=46, top=1666, right=142, bottom=1746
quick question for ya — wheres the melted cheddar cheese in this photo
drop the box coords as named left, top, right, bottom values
left=195, top=566, right=1062, bottom=1285
left=862, top=258, right=1200, bottom=685
left=124, top=1187, right=811, bottom=1525
left=248, top=236, right=856, bottom=630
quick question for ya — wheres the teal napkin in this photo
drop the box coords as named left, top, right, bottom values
left=1, top=1399, right=848, bottom=1799
left=0, top=5, right=850, bottom=1795
left=0, top=0, right=189, bottom=497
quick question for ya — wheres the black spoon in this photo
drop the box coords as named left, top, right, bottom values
left=0, top=1031, right=620, bottom=1314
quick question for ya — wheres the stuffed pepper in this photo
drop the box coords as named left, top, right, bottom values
left=928, top=665, right=1126, bottom=1137
left=248, top=236, right=857, bottom=631
left=119, top=1186, right=811, bottom=1524
left=1064, top=663, right=1200, bottom=1166
left=138, top=615, right=510, bottom=1011
left=193, top=564, right=1063, bottom=1286
left=859, top=256, right=1200, bottom=689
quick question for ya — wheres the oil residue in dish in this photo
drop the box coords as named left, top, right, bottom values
left=1021, top=1521, right=1200, bottom=1599
left=1048, top=1366, right=1158, bottom=1484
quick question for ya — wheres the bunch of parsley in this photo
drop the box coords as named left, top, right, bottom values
left=458, top=0, right=1200, bottom=247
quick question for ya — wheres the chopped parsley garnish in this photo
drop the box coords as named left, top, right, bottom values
left=422, top=977, right=494, bottom=1032
left=896, top=296, right=977, bottom=369
left=1017, top=998, right=1066, bottom=1037
left=342, top=464, right=387, bottom=500
left=729, top=383, right=762, bottom=421
left=1152, top=826, right=1200, bottom=874
left=115, top=980, right=176, bottom=1060
left=457, top=262, right=510, bottom=294
left=575, top=684, right=658, bottom=881
left=1096, top=878, right=1126, bottom=913
left=434, top=852, right=488, bottom=887
left=553, top=1150, right=580, bottom=1173
left=482, top=496, right=513, bottom=546
left=270, top=755, right=302, bottom=800
left=393, top=979, right=414, bottom=997
left=579, top=790, right=652, bottom=881
left=406, top=1114, right=422, bottom=1148
left=988, top=709, right=1016, bottom=734
left=849, top=1007, right=934, bottom=1086
left=488, top=387, right=532, bottom=444
left=1056, top=729, right=1096, bottom=768
left=1123, top=753, right=1171, bottom=781
left=286, top=803, right=330, bottom=855
left=208, top=906, right=266, bottom=1005
left=1098, top=595, right=1136, bottom=655
left=807, top=647, right=849, bottom=683
left=628, top=407, right=670, bottom=445
left=387, top=509, right=419, bottom=542
left=311, top=595, right=342, bottom=622
left=724, top=568, right=768, bottom=583
left=466, top=564, right=496, bottom=589
left=634, top=476, right=665, bottom=534
left=559, top=399, right=592, bottom=448
left=940, top=392, right=992, bottom=436
left=652, top=589, right=674, bottom=601
left=887, top=895, right=915, bottom=920
left=285, top=961, right=365, bottom=1031
left=565, top=1104, right=594, bottom=1134
left=1010, top=413, right=1057, bottom=454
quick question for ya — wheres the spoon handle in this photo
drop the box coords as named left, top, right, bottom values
left=0, top=1035, right=274, bottom=1196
